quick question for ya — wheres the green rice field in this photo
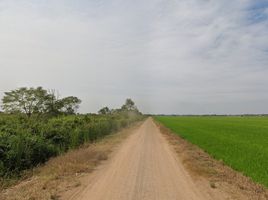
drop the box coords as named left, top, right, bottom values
left=155, top=116, right=268, bottom=187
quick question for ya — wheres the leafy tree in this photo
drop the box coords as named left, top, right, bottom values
left=59, top=96, right=81, bottom=114
left=98, top=107, right=111, bottom=115
left=121, top=98, right=138, bottom=111
left=1, top=87, right=48, bottom=117
left=1, top=87, right=82, bottom=117
left=45, top=90, right=62, bottom=116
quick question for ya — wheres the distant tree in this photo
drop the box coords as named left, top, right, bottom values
left=1, top=87, right=82, bottom=117
left=59, top=96, right=81, bottom=114
left=1, top=87, right=48, bottom=117
left=98, top=107, right=111, bottom=115
left=121, top=98, right=138, bottom=112
left=44, top=90, right=62, bottom=116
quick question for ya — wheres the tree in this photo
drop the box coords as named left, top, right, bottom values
left=45, top=90, right=62, bottom=116
left=1, top=87, right=48, bottom=117
left=121, top=98, right=138, bottom=111
left=98, top=107, right=111, bottom=115
left=1, top=87, right=82, bottom=117
left=59, top=96, right=81, bottom=114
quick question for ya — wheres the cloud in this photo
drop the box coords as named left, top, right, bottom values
left=0, top=0, right=267, bottom=114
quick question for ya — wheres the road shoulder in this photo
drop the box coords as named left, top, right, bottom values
left=154, top=119, right=268, bottom=200
left=0, top=122, right=143, bottom=200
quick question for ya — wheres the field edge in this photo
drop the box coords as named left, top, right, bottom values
left=153, top=118, right=268, bottom=200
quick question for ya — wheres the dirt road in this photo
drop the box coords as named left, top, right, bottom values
left=68, top=118, right=224, bottom=200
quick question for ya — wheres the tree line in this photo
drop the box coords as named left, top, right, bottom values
left=1, top=87, right=81, bottom=117
left=1, top=87, right=141, bottom=117
left=98, top=98, right=140, bottom=115
left=0, top=87, right=143, bottom=182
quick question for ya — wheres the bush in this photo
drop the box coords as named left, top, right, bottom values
left=0, top=113, right=143, bottom=178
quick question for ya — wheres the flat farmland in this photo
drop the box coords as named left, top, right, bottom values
left=155, top=116, right=268, bottom=187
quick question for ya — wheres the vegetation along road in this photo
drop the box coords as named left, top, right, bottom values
left=156, top=116, right=268, bottom=187
left=65, top=118, right=256, bottom=200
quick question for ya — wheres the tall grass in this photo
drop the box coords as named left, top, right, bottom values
left=0, top=113, right=143, bottom=179
left=155, top=116, right=268, bottom=187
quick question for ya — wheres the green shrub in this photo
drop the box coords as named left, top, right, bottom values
left=0, top=113, right=143, bottom=178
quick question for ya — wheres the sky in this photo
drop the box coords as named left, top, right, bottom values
left=0, top=0, right=268, bottom=114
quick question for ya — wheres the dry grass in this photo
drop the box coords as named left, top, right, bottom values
left=155, top=120, right=268, bottom=200
left=0, top=122, right=142, bottom=200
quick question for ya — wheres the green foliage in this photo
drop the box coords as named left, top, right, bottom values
left=1, top=87, right=81, bottom=117
left=0, top=93, right=143, bottom=179
left=98, top=107, right=111, bottom=115
left=59, top=96, right=81, bottom=114
left=121, top=98, right=138, bottom=112
left=2, top=87, right=48, bottom=117
left=155, top=116, right=268, bottom=187
left=0, top=113, right=143, bottom=178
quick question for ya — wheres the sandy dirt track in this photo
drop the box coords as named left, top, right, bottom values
left=68, top=118, right=225, bottom=200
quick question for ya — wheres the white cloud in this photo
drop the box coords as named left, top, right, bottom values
left=0, top=0, right=267, bottom=114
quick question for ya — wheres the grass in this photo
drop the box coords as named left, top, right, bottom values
left=0, top=122, right=142, bottom=200
left=155, top=116, right=268, bottom=187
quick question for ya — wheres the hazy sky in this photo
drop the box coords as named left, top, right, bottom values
left=1, top=0, right=268, bottom=114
